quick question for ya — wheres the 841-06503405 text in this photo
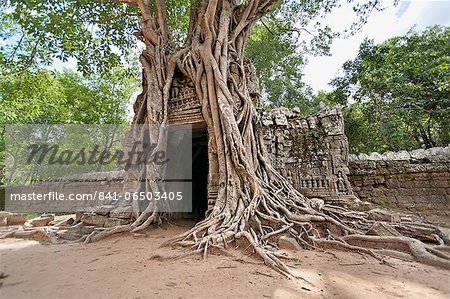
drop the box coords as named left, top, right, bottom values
left=9, top=191, right=184, bottom=202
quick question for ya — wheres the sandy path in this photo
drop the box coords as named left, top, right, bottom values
left=1, top=221, right=449, bottom=299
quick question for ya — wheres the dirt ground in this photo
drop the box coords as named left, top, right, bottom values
left=1, top=220, right=449, bottom=299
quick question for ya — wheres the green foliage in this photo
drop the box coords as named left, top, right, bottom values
left=1, top=0, right=385, bottom=106
left=1, top=0, right=140, bottom=74
left=0, top=0, right=191, bottom=73
left=0, top=67, right=138, bottom=184
left=0, top=68, right=136, bottom=124
left=166, top=0, right=191, bottom=47
left=331, top=25, right=450, bottom=152
left=246, top=22, right=313, bottom=109
left=245, top=0, right=385, bottom=109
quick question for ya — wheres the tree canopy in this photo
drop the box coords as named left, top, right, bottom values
left=0, top=0, right=140, bottom=74
left=1, top=0, right=386, bottom=106
left=329, top=25, right=450, bottom=153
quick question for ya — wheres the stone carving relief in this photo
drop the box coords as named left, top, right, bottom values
left=168, top=75, right=203, bottom=124
left=261, top=106, right=357, bottom=204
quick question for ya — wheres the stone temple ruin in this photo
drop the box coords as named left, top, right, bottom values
left=0, top=61, right=359, bottom=225
left=261, top=106, right=357, bottom=206
left=161, top=64, right=448, bottom=219
left=163, top=63, right=358, bottom=218
left=2, top=61, right=447, bottom=228
left=0, top=98, right=361, bottom=228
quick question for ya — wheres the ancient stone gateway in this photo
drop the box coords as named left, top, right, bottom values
left=167, top=74, right=210, bottom=218
left=166, top=67, right=357, bottom=219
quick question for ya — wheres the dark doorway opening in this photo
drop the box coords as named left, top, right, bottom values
left=186, top=129, right=208, bottom=219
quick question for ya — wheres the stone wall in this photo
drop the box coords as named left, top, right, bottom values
left=15, top=105, right=449, bottom=219
left=348, top=147, right=450, bottom=216
left=261, top=106, right=357, bottom=205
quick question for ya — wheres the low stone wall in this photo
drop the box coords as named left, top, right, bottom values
left=348, top=147, right=450, bottom=216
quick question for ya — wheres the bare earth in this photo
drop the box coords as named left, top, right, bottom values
left=1, top=220, right=449, bottom=299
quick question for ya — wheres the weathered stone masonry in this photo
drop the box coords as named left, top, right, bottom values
left=164, top=62, right=358, bottom=209
left=260, top=106, right=357, bottom=205
left=348, top=147, right=450, bottom=216
left=3, top=103, right=448, bottom=223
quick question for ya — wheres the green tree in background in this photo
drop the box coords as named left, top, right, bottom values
left=0, top=68, right=137, bottom=124
left=0, top=0, right=383, bottom=112
left=0, top=67, right=138, bottom=183
left=331, top=25, right=450, bottom=153
left=246, top=22, right=313, bottom=108
left=245, top=1, right=340, bottom=109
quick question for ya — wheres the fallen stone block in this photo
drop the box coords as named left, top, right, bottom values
left=437, top=227, right=450, bottom=246
left=92, top=205, right=117, bottom=216
left=29, top=214, right=55, bottom=227
left=0, top=212, right=9, bottom=226
left=367, top=208, right=400, bottom=222
left=104, top=217, right=130, bottom=227
left=49, top=217, right=75, bottom=227
left=0, top=212, right=28, bottom=226
left=109, top=206, right=133, bottom=219
left=81, top=213, right=107, bottom=227
left=366, top=222, right=401, bottom=237
left=57, top=224, right=95, bottom=240
left=278, top=236, right=302, bottom=251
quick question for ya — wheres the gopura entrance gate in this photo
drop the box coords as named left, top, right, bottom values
left=167, top=67, right=358, bottom=217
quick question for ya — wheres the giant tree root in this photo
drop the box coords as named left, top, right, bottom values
left=155, top=196, right=450, bottom=275
left=3, top=203, right=450, bottom=276
left=341, top=235, right=450, bottom=269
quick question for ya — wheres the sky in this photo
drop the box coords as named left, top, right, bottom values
left=302, top=0, right=450, bottom=92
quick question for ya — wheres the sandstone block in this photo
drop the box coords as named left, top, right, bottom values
left=368, top=208, right=400, bottom=222
left=29, top=214, right=55, bottom=227
left=81, top=213, right=107, bottom=226
left=278, top=236, right=302, bottom=251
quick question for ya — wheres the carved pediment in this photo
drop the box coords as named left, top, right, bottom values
left=168, top=75, right=204, bottom=125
